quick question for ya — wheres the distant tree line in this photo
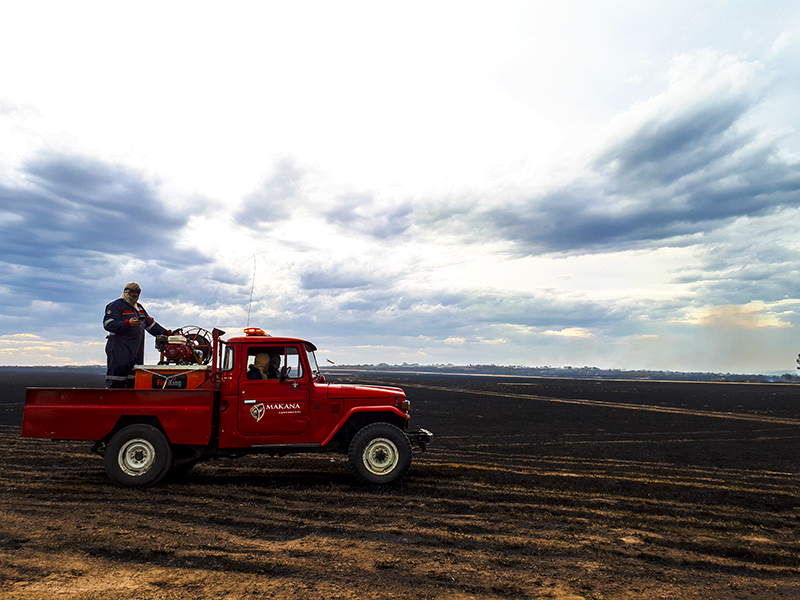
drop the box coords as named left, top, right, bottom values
left=326, top=363, right=800, bottom=384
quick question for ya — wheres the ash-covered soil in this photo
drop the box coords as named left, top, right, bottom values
left=1, top=370, right=799, bottom=599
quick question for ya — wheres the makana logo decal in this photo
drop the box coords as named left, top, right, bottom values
left=265, top=402, right=302, bottom=411
left=250, top=404, right=265, bottom=422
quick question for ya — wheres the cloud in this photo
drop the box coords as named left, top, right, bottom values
left=668, top=208, right=800, bottom=306
left=688, top=303, right=794, bottom=329
left=324, top=192, right=414, bottom=239
left=234, top=158, right=303, bottom=229
left=2, top=333, right=42, bottom=340
left=1, top=153, right=204, bottom=266
left=544, top=327, right=594, bottom=338
left=0, top=97, right=38, bottom=119
left=769, top=32, right=792, bottom=58
left=285, top=275, right=633, bottom=345
left=1, top=8, right=799, bottom=373
left=300, top=268, right=376, bottom=291
left=0, top=332, right=105, bottom=365
left=232, top=159, right=415, bottom=242
left=479, top=51, right=800, bottom=254
left=0, top=152, right=217, bottom=329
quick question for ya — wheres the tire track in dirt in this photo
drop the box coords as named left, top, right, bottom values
left=2, top=372, right=800, bottom=599
left=376, top=380, right=800, bottom=427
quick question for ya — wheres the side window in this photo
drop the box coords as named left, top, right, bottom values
left=243, top=346, right=303, bottom=380
left=245, top=347, right=281, bottom=381
left=284, top=346, right=303, bottom=379
left=222, top=344, right=234, bottom=372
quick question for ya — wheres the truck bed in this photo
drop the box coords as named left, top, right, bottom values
left=22, top=388, right=215, bottom=446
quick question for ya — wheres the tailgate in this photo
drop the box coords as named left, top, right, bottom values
left=22, top=388, right=215, bottom=445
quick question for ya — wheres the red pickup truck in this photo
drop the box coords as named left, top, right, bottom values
left=22, top=328, right=431, bottom=487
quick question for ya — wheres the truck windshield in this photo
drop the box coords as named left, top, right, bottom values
left=306, top=345, right=320, bottom=378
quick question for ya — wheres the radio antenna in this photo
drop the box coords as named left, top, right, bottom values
left=246, top=254, right=256, bottom=327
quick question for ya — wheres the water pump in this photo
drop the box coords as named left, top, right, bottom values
left=155, top=326, right=213, bottom=365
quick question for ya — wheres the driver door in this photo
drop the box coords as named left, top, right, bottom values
left=237, top=345, right=310, bottom=436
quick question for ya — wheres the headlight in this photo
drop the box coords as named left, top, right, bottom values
left=394, top=395, right=411, bottom=413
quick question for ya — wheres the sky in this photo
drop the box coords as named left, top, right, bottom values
left=1, top=1, right=800, bottom=373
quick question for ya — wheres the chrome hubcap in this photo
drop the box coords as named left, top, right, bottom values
left=118, top=438, right=156, bottom=476
left=362, top=437, right=399, bottom=475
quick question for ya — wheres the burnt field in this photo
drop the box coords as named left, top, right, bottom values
left=1, top=369, right=799, bottom=599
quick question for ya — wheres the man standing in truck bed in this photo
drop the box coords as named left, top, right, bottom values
left=103, top=282, right=170, bottom=388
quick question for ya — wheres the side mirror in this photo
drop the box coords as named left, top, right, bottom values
left=279, top=365, right=291, bottom=383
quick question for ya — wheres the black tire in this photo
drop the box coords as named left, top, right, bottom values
left=348, top=423, right=412, bottom=485
left=104, top=424, right=173, bottom=487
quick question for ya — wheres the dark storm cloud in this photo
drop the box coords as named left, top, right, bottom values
left=2, top=154, right=201, bottom=263
left=234, top=158, right=302, bottom=228
left=484, top=90, right=800, bottom=254
left=0, top=153, right=211, bottom=314
left=597, top=97, right=753, bottom=186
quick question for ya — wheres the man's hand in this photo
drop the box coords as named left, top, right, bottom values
left=128, top=318, right=143, bottom=327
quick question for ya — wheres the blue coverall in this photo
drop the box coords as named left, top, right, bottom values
left=103, top=298, right=169, bottom=388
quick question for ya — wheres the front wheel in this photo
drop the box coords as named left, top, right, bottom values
left=104, top=424, right=173, bottom=487
left=348, top=423, right=412, bottom=485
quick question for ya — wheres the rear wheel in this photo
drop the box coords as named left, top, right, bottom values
left=104, top=424, right=173, bottom=487
left=348, top=423, right=412, bottom=485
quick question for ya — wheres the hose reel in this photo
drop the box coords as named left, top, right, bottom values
left=155, top=325, right=213, bottom=365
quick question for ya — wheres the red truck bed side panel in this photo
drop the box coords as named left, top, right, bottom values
left=22, top=388, right=214, bottom=446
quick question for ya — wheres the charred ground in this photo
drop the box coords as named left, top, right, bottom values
left=1, top=370, right=799, bottom=599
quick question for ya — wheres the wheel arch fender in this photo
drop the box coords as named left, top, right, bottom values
left=320, top=406, right=408, bottom=448
left=103, top=415, right=169, bottom=443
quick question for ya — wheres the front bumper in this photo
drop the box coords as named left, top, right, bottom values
left=405, top=427, right=433, bottom=451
